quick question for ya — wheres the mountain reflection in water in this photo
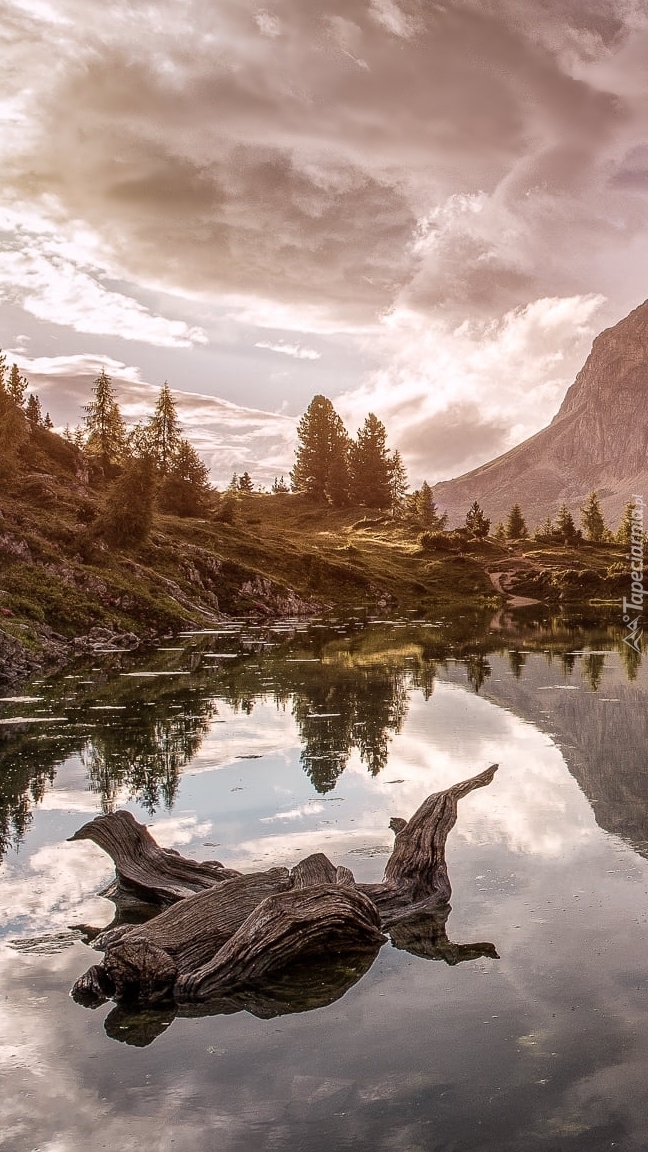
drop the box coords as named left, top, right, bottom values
left=0, top=610, right=646, bottom=860
left=5, top=611, right=648, bottom=1150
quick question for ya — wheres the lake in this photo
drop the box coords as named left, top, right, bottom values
left=2, top=608, right=648, bottom=1151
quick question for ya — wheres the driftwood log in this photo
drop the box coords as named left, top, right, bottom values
left=70, top=764, right=499, bottom=1025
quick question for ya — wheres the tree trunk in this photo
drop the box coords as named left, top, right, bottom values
left=69, top=764, right=498, bottom=1017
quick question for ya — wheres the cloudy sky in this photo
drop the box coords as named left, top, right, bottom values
left=3, top=0, right=648, bottom=487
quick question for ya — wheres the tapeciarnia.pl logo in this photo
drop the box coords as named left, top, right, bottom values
left=622, top=494, right=645, bottom=654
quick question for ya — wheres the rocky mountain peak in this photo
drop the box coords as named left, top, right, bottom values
left=434, top=299, right=648, bottom=528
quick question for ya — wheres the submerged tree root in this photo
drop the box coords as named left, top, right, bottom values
left=69, top=764, right=499, bottom=1028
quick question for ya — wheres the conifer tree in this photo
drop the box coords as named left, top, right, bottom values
left=494, top=521, right=506, bottom=542
left=617, top=501, right=639, bottom=546
left=291, top=395, right=350, bottom=504
left=534, top=516, right=554, bottom=541
left=555, top=503, right=578, bottom=543
left=465, top=501, right=491, bottom=538
left=580, top=491, right=606, bottom=542
left=101, top=454, right=156, bottom=545
left=126, top=422, right=151, bottom=459
left=7, top=364, right=27, bottom=407
left=25, top=392, right=42, bottom=428
left=238, top=471, right=254, bottom=493
left=410, top=481, right=446, bottom=529
left=272, top=476, right=289, bottom=494
left=0, top=351, right=27, bottom=477
left=389, top=450, right=409, bottom=510
left=506, top=503, right=527, bottom=539
left=148, top=382, right=180, bottom=475
left=349, top=413, right=392, bottom=508
left=159, top=438, right=211, bottom=516
left=326, top=438, right=351, bottom=507
left=84, top=368, right=126, bottom=469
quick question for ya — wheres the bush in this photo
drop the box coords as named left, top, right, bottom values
left=418, top=530, right=462, bottom=553
left=215, top=494, right=237, bottom=524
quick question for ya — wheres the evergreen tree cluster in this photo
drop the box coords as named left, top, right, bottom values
left=0, top=351, right=59, bottom=478
left=490, top=492, right=639, bottom=546
left=290, top=395, right=411, bottom=510
left=0, top=351, right=214, bottom=544
left=5, top=350, right=641, bottom=556
left=78, top=372, right=212, bottom=536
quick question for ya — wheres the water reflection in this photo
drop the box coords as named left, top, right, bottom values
left=99, top=908, right=501, bottom=1048
left=4, top=610, right=648, bottom=1149
left=0, top=610, right=646, bottom=860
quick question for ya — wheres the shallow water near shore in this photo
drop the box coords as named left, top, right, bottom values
left=2, top=610, right=648, bottom=1151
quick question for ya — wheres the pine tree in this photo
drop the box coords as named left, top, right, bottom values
left=465, top=501, right=491, bottom=538
left=616, top=501, right=638, bottom=546
left=272, top=476, right=289, bottom=494
left=84, top=368, right=126, bottom=469
left=43, top=412, right=54, bottom=430
left=291, top=395, right=350, bottom=504
left=7, top=364, right=27, bottom=407
left=535, top=516, right=553, bottom=541
left=148, top=382, right=180, bottom=475
left=126, top=422, right=151, bottom=459
left=581, top=491, right=606, bottom=542
left=349, top=413, right=392, bottom=508
left=227, top=473, right=239, bottom=494
left=0, top=352, right=27, bottom=477
left=411, top=481, right=447, bottom=529
left=494, top=521, right=506, bottom=542
left=326, top=438, right=351, bottom=507
left=556, top=503, right=578, bottom=544
left=25, top=392, right=42, bottom=428
left=101, top=455, right=156, bottom=545
left=238, top=471, right=254, bottom=493
left=506, top=503, right=527, bottom=539
left=388, top=450, right=409, bottom=511
left=159, top=438, right=211, bottom=516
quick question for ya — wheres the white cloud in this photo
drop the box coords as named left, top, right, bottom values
left=338, top=293, right=606, bottom=483
left=0, top=204, right=207, bottom=347
left=13, top=352, right=298, bottom=486
left=368, top=0, right=418, bottom=39
left=254, top=340, right=321, bottom=360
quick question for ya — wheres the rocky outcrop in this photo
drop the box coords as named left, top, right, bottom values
left=435, top=299, right=648, bottom=528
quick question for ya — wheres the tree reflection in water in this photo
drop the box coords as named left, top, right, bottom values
left=0, top=610, right=643, bottom=860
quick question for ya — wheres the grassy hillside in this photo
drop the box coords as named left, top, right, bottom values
left=0, top=425, right=633, bottom=683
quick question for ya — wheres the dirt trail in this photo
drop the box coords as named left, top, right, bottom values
left=486, top=556, right=543, bottom=608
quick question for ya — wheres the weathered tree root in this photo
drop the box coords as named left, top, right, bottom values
left=69, top=809, right=240, bottom=906
left=69, top=764, right=498, bottom=1017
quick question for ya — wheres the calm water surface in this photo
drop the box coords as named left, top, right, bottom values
left=2, top=611, right=648, bottom=1151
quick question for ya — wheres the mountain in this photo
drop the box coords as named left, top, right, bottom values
left=434, top=299, right=648, bottom=529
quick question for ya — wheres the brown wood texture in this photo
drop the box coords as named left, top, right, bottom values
left=70, top=764, right=498, bottom=1011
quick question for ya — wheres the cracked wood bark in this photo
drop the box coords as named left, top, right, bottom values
left=359, top=762, right=499, bottom=924
left=70, top=764, right=498, bottom=1009
left=69, top=809, right=240, bottom=906
left=175, top=883, right=386, bottom=1003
